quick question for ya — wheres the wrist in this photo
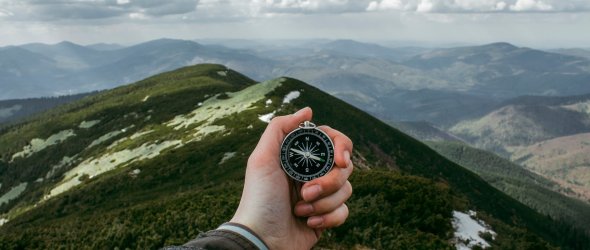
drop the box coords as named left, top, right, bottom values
left=217, top=222, right=270, bottom=250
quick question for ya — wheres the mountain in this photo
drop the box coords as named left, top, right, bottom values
left=449, top=94, right=590, bottom=205
left=403, top=42, right=590, bottom=98
left=0, top=93, right=91, bottom=126
left=0, top=39, right=274, bottom=100
left=0, top=64, right=588, bottom=249
left=550, top=48, right=590, bottom=60
left=450, top=94, right=590, bottom=154
left=427, top=141, right=590, bottom=232
left=20, top=41, right=117, bottom=69
left=86, top=43, right=126, bottom=51
left=0, top=46, right=64, bottom=99
left=5, top=40, right=590, bottom=130
left=392, top=121, right=463, bottom=142
left=511, top=133, right=590, bottom=202
left=317, top=39, right=427, bottom=61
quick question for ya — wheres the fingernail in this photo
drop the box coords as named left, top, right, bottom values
left=295, top=107, right=306, bottom=115
left=308, top=216, right=324, bottom=228
left=303, top=185, right=322, bottom=201
left=296, top=203, right=314, bottom=216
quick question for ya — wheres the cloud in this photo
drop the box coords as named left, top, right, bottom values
left=0, top=0, right=198, bottom=21
left=0, top=0, right=588, bottom=24
left=365, top=0, right=590, bottom=13
left=509, top=0, right=553, bottom=11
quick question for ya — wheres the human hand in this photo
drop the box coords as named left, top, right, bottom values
left=230, top=107, right=354, bottom=250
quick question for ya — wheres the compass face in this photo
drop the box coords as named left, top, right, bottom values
left=280, top=127, right=335, bottom=182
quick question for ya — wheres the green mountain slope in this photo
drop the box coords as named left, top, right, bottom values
left=427, top=141, right=590, bottom=232
left=511, top=132, right=590, bottom=202
left=0, top=64, right=588, bottom=249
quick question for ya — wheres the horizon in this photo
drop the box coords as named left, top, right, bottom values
left=2, top=37, right=587, bottom=50
left=1, top=0, right=589, bottom=48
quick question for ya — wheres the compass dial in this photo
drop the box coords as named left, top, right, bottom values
left=280, top=123, right=335, bottom=182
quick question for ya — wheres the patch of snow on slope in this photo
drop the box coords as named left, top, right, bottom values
left=265, top=99, right=272, bottom=107
left=167, top=78, right=282, bottom=131
left=107, top=129, right=154, bottom=149
left=217, top=71, right=227, bottom=76
left=12, top=130, right=76, bottom=161
left=259, top=112, right=275, bottom=123
left=0, top=218, right=7, bottom=226
left=45, top=140, right=182, bottom=201
left=283, top=91, right=300, bottom=104
left=219, top=152, right=236, bottom=165
left=46, top=156, right=78, bottom=179
left=0, top=183, right=28, bottom=206
left=79, top=120, right=100, bottom=129
left=192, top=125, right=226, bottom=142
left=47, top=155, right=77, bottom=178
left=142, top=95, right=150, bottom=102
left=88, top=130, right=125, bottom=148
left=452, top=210, right=496, bottom=250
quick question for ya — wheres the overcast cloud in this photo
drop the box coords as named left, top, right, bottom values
left=0, top=0, right=589, bottom=47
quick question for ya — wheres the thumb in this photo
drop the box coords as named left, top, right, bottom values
left=263, top=107, right=313, bottom=143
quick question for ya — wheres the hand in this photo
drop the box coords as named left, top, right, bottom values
left=230, top=107, right=354, bottom=250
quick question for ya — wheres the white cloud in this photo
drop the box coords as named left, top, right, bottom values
left=366, top=0, right=402, bottom=11
left=510, top=0, right=553, bottom=11
left=117, top=0, right=130, bottom=5
left=0, top=8, right=13, bottom=17
left=364, top=0, right=587, bottom=13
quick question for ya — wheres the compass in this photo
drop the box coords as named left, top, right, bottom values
left=280, top=121, right=335, bottom=182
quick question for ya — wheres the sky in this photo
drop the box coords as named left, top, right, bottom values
left=0, top=0, right=589, bottom=48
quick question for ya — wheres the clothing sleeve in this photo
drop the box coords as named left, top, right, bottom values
left=162, top=222, right=270, bottom=250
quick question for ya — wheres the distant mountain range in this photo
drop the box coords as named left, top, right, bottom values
left=1, top=64, right=588, bottom=248
left=0, top=39, right=275, bottom=100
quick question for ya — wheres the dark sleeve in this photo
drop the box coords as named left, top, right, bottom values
left=162, top=222, right=269, bottom=250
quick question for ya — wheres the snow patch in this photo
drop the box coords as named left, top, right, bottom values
left=452, top=210, right=496, bottom=250
left=107, top=129, right=154, bottom=149
left=131, top=130, right=154, bottom=140
left=79, top=120, right=100, bottom=129
left=219, top=152, right=236, bottom=165
left=142, top=95, right=150, bottom=102
left=283, top=91, right=301, bottom=104
left=217, top=71, right=227, bottom=76
left=46, top=156, right=77, bottom=179
left=259, top=112, right=275, bottom=123
left=45, top=140, right=182, bottom=201
left=35, top=178, right=43, bottom=183
left=0, top=183, right=28, bottom=206
left=265, top=99, right=272, bottom=107
left=0, top=218, right=8, bottom=226
left=129, top=169, right=141, bottom=178
left=12, top=130, right=76, bottom=161
left=167, top=79, right=281, bottom=135
left=88, top=130, right=125, bottom=148
left=192, top=125, right=226, bottom=142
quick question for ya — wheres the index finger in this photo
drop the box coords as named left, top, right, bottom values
left=318, top=125, right=353, bottom=169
